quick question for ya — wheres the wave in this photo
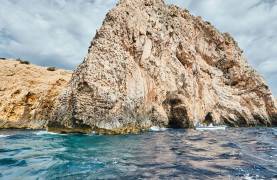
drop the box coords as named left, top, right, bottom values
left=149, top=126, right=167, bottom=132
left=34, top=131, right=97, bottom=136
left=243, top=173, right=258, bottom=180
left=195, top=123, right=227, bottom=131
left=0, top=135, right=10, bottom=138
left=34, top=131, right=65, bottom=136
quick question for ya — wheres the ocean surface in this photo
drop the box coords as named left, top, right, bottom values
left=0, top=128, right=276, bottom=179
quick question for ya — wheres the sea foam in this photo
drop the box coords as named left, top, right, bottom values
left=0, top=134, right=10, bottom=138
left=34, top=131, right=63, bottom=136
left=149, top=126, right=167, bottom=132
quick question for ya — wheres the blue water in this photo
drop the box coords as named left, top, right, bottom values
left=0, top=128, right=276, bottom=179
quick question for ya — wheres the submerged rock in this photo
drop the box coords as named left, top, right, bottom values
left=49, top=0, right=277, bottom=134
left=0, top=59, right=71, bottom=129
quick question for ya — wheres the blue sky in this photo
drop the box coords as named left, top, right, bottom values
left=0, top=0, right=276, bottom=96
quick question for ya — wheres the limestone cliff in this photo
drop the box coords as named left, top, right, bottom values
left=49, top=0, right=277, bottom=134
left=0, top=59, right=71, bottom=129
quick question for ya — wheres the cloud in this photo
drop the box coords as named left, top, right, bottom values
left=0, top=0, right=116, bottom=69
left=0, top=0, right=276, bottom=95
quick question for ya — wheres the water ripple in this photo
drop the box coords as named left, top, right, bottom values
left=0, top=128, right=276, bottom=179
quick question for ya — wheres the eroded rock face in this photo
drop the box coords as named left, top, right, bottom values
left=0, top=59, right=71, bottom=129
left=49, top=0, right=277, bottom=134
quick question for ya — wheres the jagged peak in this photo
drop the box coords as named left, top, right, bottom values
left=118, top=0, right=165, bottom=6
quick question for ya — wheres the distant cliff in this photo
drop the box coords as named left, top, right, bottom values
left=48, top=0, right=277, bottom=134
left=0, top=59, right=71, bottom=129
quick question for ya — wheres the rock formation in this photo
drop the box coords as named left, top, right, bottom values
left=48, top=0, right=277, bottom=134
left=0, top=59, right=71, bottom=129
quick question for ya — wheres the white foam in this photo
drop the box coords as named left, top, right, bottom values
left=0, top=134, right=10, bottom=138
left=149, top=126, right=167, bottom=132
left=196, top=126, right=226, bottom=131
left=34, top=131, right=62, bottom=135
left=243, top=174, right=257, bottom=180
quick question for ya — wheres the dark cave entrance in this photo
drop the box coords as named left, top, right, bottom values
left=168, top=116, right=186, bottom=129
left=203, top=112, right=213, bottom=125
left=163, top=94, right=191, bottom=128
left=168, top=105, right=188, bottom=128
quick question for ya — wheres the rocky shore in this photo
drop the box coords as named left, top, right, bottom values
left=48, top=0, right=276, bottom=134
left=0, top=59, right=71, bottom=129
left=0, top=0, right=276, bottom=134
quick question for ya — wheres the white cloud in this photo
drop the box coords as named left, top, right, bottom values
left=0, top=0, right=116, bottom=68
left=0, top=0, right=276, bottom=95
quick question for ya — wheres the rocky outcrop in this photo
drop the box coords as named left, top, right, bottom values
left=0, top=59, right=71, bottom=129
left=48, top=0, right=277, bottom=134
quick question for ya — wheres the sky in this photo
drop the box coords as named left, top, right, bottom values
left=0, top=0, right=276, bottom=95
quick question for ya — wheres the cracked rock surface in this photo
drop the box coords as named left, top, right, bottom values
left=0, top=59, right=71, bottom=129
left=49, top=0, right=277, bottom=134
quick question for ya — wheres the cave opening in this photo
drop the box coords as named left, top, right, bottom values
left=163, top=93, right=192, bottom=129
left=168, top=117, right=185, bottom=129
left=203, top=112, right=213, bottom=125
left=167, top=104, right=190, bottom=129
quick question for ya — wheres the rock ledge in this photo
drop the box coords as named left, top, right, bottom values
left=0, top=59, right=71, bottom=129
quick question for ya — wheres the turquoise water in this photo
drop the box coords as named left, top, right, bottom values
left=0, top=128, right=276, bottom=179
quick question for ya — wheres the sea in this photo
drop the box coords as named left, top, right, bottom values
left=0, top=128, right=276, bottom=179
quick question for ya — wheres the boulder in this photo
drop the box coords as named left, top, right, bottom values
left=48, top=0, right=277, bottom=134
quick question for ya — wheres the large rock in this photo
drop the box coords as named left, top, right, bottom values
left=0, top=59, right=71, bottom=129
left=48, top=0, right=277, bottom=134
